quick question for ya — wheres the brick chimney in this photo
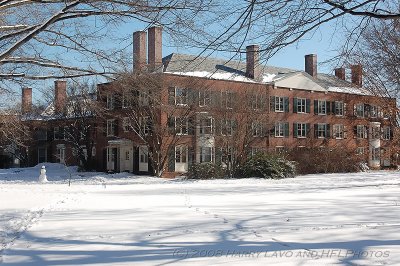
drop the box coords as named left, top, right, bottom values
left=351, top=64, right=362, bottom=87
left=54, top=80, right=67, bottom=114
left=305, top=54, right=317, bottom=77
left=246, top=45, right=260, bottom=80
left=335, top=67, right=346, bottom=80
left=133, top=31, right=147, bottom=72
left=148, top=26, right=162, bottom=72
left=21, top=87, right=32, bottom=114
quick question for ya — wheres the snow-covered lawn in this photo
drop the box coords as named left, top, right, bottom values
left=1, top=164, right=400, bottom=265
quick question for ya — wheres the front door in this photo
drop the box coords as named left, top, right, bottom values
left=138, top=146, right=148, bottom=172
left=106, top=147, right=118, bottom=172
left=120, top=146, right=133, bottom=172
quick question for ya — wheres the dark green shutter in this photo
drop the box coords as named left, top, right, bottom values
left=215, top=148, right=222, bottom=165
left=114, top=120, right=119, bottom=136
left=188, top=116, right=195, bottom=135
left=306, top=99, right=311, bottom=113
left=306, top=123, right=311, bottom=137
left=232, top=120, right=238, bottom=135
left=293, top=123, right=298, bottom=137
left=167, top=116, right=175, bottom=134
left=214, top=118, right=221, bottom=136
left=314, top=100, right=318, bottom=114
left=188, top=146, right=195, bottom=168
left=284, top=122, right=289, bottom=138
left=333, top=102, right=337, bottom=115
left=293, top=98, right=298, bottom=113
left=168, top=87, right=175, bottom=105
left=284, top=97, right=289, bottom=112
left=314, top=124, right=318, bottom=138
left=327, top=101, right=331, bottom=114
left=326, top=124, right=330, bottom=138
left=270, top=96, right=275, bottom=111
left=168, top=147, right=175, bottom=172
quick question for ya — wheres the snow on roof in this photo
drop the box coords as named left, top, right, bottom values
left=328, top=87, right=373, bottom=96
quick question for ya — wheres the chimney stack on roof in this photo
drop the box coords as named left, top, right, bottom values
left=21, top=87, right=32, bottom=114
left=351, top=64, right=362, bottom=87
left=54, top=80, right=67, bottom=114
left=246, top=45, right=260, bottom=80
left=148, top=26, right=162, bottom=72
left=334, top=67, right=346, bottom=80
left=133, top=31, right=147, bottom=72
left=305, top=54, right=317, bottom=77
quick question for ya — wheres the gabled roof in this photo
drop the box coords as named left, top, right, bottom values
left=162, top=53, right=371, bottom=95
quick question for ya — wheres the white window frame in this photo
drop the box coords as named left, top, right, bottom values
left=252, top=121, right=263, bottom=137
left=297, top=123, right=306, bottom=138
left=275, top=122, right=285, bottom=137
left=317, top=100, right=327, bottom=115
left=199, top=117, right=213, bottom=135
left=221, top=119, right=234, bottom=136
left=200, top=147, right=213, bottom=163
left=199, top=90, right=211, bottom=107
left=140, top=116, right=151, bottom=136
left=106, top=119, right=115, bottom=136
left=139, top=90, right=149, bottom=106
left=356, top=147, right=365, bottom=155
left=175, top=117, right=188, bottom=135
left=383, top=127, right=391, bottom=140
left=122, top=117, right=130, bottom=132
left=106, top=93, right=115, bottom=110
left=370, top=105, right=378, bottom=118
left=139, top=147, right=148, bottom=163
left=316, top=123, right=327, bottom=138
left=372, top=147, right=380, bottom=161
left=355, top=103, right=364, bottom=117
left=297, top=98, right=307, bottom=113
left=333, top=124, right=344, bottom=139
left=335, top=101, right=344, bottom=116
left=356, top=125, right=367, bottom=139
left=175, top=87, right=188, bottom=105
left=175, top=145, right=188, bottom=163
left=274, top=96, right=284, bottom=112
left=222, top=91, right=233, bottom=109
left=251, top=147, right=264, bottom=156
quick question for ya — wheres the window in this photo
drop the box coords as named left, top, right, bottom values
left=317, top=100, right=327, bottom=115
left=140, top=116, right=151, bottom=135
left=315, top=123, right=328, bottom=138
left=38, top=147, right=47, bottom=163
left=251, top=147, right=264, bottom=156
left=275, top=146, right=286, bottom=153
left=372, top=147, right=380, bottom=161
left=125, top=150, right=130, bottom=160
left=139, top=91, right=149, bottom=106
left=383, top=127, right=391, bottom=140
left=295, top=123, right=307, bottom=138
left=139, top=147, right=148, bottom=163
left=122, top=91, right=131, bottom=108
left=222, top=91, right=234, bottom=109
left=221, top=147, right=233, bottom=164
left=175, top=87, right=188, bottom=105
left=356, top=147, right=365, bottom=155
left=295, top=98, right=308, bottom=113
left=250, top=94, right=264, bottom=110
left=355, top=103, right=364, bottom=117
left=175, top=146, right=188, bottom=163
left=252, top=121, right=263, bottom=137
left=221, top=119, right=235, bottom=136
left=370, top=126, right=380, bottom=139
left=175, top=117, right=188, bottom=135
left=200, top=117, right=213, bottom=135
left=200, top=147, right=213, bottom=163
left=106, top=93, right=114, bottom=110
left=356, top=125, right=367, bottom=139
left=122, top=117, right=131, bottom=132
left=107, top=119, right=115, bottom=136
left=199, top=90, right=211, bottom=107
left=275, top=122, right=289, bottom=138
left=334, top=101, right=344, bottom=116
left=275, top=96, right=284, bottom=112
left=333, top=124, right=344, bottom=139
left=370, top=105, right=378, bottom=118
left=54, top=127, right=59, bottom=140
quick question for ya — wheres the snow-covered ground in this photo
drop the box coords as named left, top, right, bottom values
left=0, top=164, right=399, bottom=265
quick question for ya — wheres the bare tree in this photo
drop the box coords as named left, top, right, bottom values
left=171, top=1, right=399, bottom=62
left=0, top=0, right=208, bottom=92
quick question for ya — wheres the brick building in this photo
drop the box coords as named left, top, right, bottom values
left=21, top=27, right=397, bottom=176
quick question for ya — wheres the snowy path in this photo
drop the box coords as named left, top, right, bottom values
left=0, top=168, right=400, bottom=265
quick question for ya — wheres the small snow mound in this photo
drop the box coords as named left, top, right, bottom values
left=85, top=176, right=108, bottom=184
